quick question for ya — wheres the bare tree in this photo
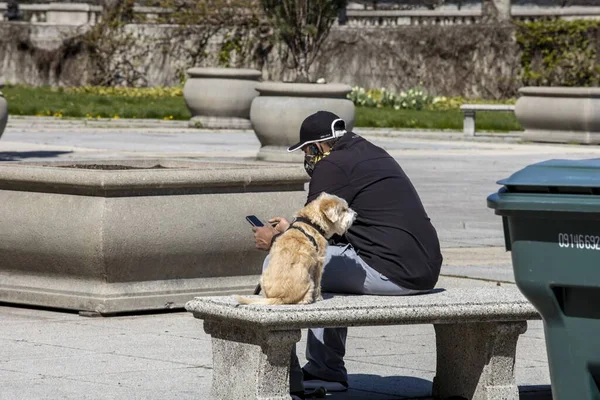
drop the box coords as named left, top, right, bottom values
left=83, top=0, right=147, bottom=86
left=150, top=0, right=262, bottom=71
left=260, top=0, right=348, bottom=83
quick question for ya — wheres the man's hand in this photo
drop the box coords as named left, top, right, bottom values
left=253, top=225, right=277, bottom=251
left=252, top=217, right=290, bottom=251
left=269, top=217, right=290, bottom=234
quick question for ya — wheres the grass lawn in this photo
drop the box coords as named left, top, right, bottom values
left=3, top=86, right=190, bottom=120
left=355, top=107, right=522, bottom=132
left=3, top=85, right=522, bottom=132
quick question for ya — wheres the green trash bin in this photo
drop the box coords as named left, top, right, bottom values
left=487, top=158, right=600, bottom=400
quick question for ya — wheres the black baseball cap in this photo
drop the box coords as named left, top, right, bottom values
left=287, top=111, right=347, bottom=152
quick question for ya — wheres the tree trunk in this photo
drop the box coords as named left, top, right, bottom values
left=294, top=54, right=311, bottom=83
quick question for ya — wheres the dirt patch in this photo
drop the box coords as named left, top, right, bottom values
left=58, top=164, right=168, bottom=170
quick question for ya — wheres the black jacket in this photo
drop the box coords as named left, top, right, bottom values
left=306, top=132, right=443, bottom=290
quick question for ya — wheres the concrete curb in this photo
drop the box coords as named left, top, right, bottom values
left=355, top=128, right=523, bottom=143
left=6, top=116, right=523, bottom=143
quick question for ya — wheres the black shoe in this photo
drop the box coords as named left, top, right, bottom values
left=291, top=387, right=328, bottom=399
left=290, top=391, right=305, bottom=400
left=302, top=368, right=348, bottom=392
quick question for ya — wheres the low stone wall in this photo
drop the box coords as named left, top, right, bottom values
left=317, top=24, right=519, bottom=98
left=0, top=23, right=90, bottom=86
left=0, top=22, right=522, bottom=97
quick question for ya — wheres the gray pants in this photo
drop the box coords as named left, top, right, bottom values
left=261, top=243, right=426, bottom=392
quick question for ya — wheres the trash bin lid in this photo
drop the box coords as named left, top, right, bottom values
left=488, top=158, right=600, bottom=213
left=499, top=158, right=600, bottom=194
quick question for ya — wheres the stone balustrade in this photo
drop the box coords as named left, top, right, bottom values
left=344, top=6, right=600, bottom=27
left=344, top=9, right=482, bottom=27
left=0, top=2, right=168, bottom=25
left=0, top=2, right=102, bottom=24
left=511, top=6, right=600, bottom=22
left=1, top=2, right=600, bottom=26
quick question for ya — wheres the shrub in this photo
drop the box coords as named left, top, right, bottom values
left=516, top=19, right=600, bottom=87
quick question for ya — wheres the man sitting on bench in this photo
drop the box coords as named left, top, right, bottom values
left=252, top=111, right=443, bottom=399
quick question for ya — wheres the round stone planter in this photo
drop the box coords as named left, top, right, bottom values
left=515, top=87, right=600, bottom=144
left=183, top=67, right=262, bottom=129
left=0, top=92, right=7, bottom=139
left=250, top=82, right=356, bottom=163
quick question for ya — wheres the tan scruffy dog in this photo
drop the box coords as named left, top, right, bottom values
left=236, top=192, right=356, bottom=306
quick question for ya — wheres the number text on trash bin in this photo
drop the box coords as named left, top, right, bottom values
left=558, top=233, right=600, bottom=250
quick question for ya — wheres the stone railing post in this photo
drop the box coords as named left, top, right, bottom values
left=482, top=0, right=511, bottom=23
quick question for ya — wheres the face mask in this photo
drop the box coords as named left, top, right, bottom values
left=303, top=144, right=330, bottom=177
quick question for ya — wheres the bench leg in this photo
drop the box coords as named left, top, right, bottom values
left=432, top=321, right=527, bottom=400
left=463, top=110, right=476, bottom=136
left=204, top=320, right=301, bottom=400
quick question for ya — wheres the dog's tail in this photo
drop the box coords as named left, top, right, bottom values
left=234, top=295, right=285, bottom=305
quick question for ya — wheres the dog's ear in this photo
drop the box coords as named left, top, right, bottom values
left=317, top=193, right=348, bottom=223
left=322, top=198, right=343, bottom=223
left=325, top=207, right=340, bottom=223
left=317, top=192, right=332, bottom=201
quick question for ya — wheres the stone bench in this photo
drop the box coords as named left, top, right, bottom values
left=461, top=104, right=515, bottom=136
left=185, top=286, right=540, bottom=400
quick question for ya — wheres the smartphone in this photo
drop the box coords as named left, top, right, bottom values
left=246, top=215, right=265, bottom=227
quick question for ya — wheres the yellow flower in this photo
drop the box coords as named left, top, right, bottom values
left=65, top=85, right=184, bottom=98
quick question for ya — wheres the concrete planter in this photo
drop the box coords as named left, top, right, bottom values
left=0, top=91, right=7, bottom=139
left=250, top=82, right=356, bottom=163
left=183, top=67, right=262, bottom=129
left=0, top=159, right=308, bottom=315
left=516, top=87, right=600, bottom=144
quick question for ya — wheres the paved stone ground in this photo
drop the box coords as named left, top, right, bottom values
left=0, top=277, right=546, bottom=400
left=3, top=116, right=600, bottom=399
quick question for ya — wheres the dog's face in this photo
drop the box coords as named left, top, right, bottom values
left=311, top=193, right=357, bottom=237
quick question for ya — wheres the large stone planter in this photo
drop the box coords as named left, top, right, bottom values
left=0, top=159, right=308, bottom=315
left=516, top=87, right=600, bottom=144
left=0, top=90, right=7, bottom=139
left=184, top=67, right=262, bottom=129
left=250, top=82, right=356, bottom=163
